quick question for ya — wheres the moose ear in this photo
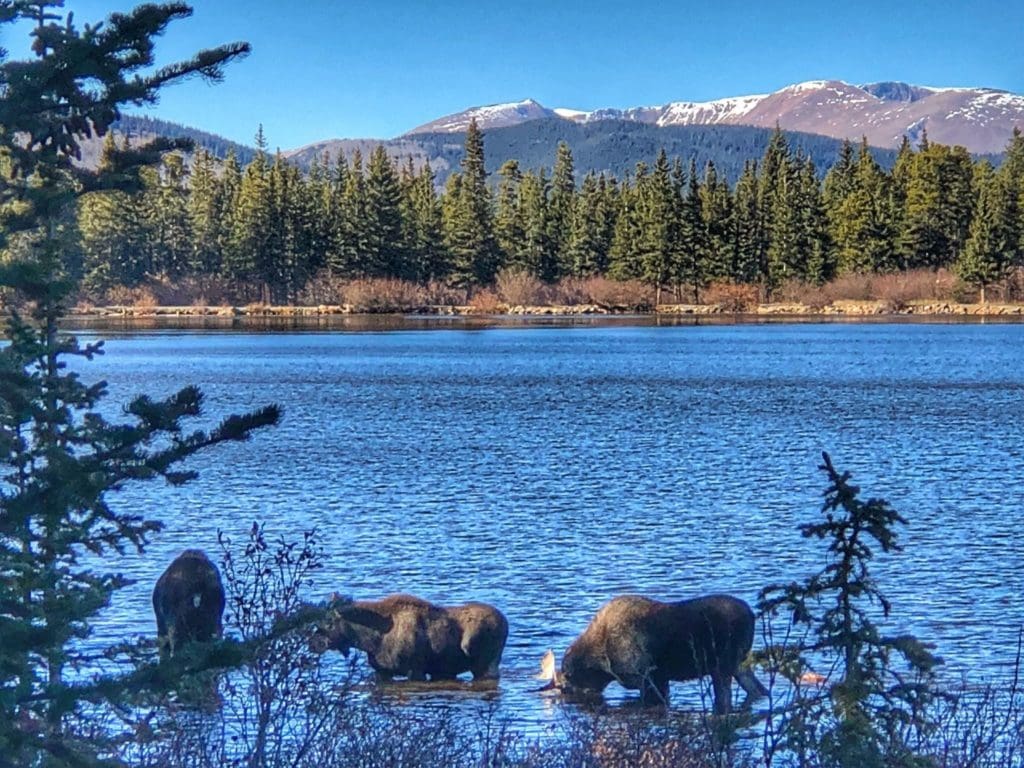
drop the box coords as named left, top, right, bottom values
left=535, top=649, right=557, bottom=681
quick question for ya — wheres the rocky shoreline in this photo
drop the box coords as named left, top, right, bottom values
left=70, top=299, right=1024, bottom=318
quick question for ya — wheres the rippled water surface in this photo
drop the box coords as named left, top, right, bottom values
left=82, top=322, right=1024, bottom=725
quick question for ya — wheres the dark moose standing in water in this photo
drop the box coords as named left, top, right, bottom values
left=153, top=555, right=767, bottom=712
left=309, top=594, right=509, bottom=681
left=537, top=594, right=767, bottom=714
left=152, top=550, right=226, bottom=658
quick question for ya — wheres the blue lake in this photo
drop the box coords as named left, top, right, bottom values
left=81, top=321, right=1024, bottom=726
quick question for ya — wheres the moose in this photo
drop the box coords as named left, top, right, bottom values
left=538, top=593, right=767, bottom=714
left=310, top=594, right=508, bottom=681
left=152, top=549, right=226, bottom=658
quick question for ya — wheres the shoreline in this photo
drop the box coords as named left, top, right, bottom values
left=68, top=299, right=1024, bottom=319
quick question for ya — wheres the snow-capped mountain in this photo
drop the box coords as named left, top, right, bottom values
left=404, top=80, right=1024, bottom=154
left=406, top=99, right=558, bottom=134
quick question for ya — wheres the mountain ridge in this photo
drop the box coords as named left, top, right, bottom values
left=403, top=80, right=1024, bottom=155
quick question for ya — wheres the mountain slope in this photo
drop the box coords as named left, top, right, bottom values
left=289, top=120, right=901, bottom=186
left=72, top=116, right=258, bottom=169
left=406, top=80, right=1024, bottom=154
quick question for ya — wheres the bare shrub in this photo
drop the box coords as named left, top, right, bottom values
left=299, top=270, right=348, bottom=305
left=420, top=280, right=467, bottom=307
left=922, top=651, right=1024, bottom=768
left=803, top=269, right=969, bottom=309
left=467, top=288, right=503, bottom=314
left=343, top=278, right=425, bottom=313
left=128, top=286, right=159, bottom=309
left=821, top=272, right=875, bottom=303
left=1005, top=268, right=1024, bottom=303
left=872, top=269, right=959, bottom=309
left=141, top=525, right=355, bottom=768
left=773, top=279, right=828, bottom=308
left=547, top=277, right=591, bottom=306
left=495, top=268, right=547, bottom=306
left=583, top=276, right=655, bottom=310
left=144, top=274, right=241, bottom=306
left=703, top=282, right=759, bottom=312
left=299, top=275, right=466, bottom=309
left=102, top=284, right=152, bottom=307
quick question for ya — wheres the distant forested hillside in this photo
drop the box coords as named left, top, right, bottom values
left=283, top=120, right=906, bottom=186
left=113, top=115, right=257, bottom=165
left=412, top=120, right=903, bottom=185
left=110, top=116, right=1003, bottom=188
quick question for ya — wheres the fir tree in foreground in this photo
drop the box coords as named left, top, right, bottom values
left=0, top=3, right=280, bottom=765
left=758, top=453, right=942, bottom=768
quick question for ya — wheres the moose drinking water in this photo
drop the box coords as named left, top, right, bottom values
left=538, top=593, right=767, bottom=713
left=310, top=594, right=509, bottom=682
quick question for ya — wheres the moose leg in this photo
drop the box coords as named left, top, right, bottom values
left=711, top=671, right=732, bottom=715
left=735, top=668, right=768, bottom=707
left=471, top=658, right=501, bottom=680
left=639, top=673, right=670, bottom=706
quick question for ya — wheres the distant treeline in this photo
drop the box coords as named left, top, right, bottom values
left=78, top=121, right=1024, bottom=304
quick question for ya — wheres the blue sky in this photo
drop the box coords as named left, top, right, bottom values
left=4, top=1, right=1022, bottom=149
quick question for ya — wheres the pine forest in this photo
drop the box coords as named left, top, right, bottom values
left=72, top=119, right=1024, bottom=307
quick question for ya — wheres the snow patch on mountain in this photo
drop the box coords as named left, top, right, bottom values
left=656, top=94, right=768, bottom=126
left=782, top=79, right=846, bottom=93
left=407, top=99, right=555, bottom=134
left=553, top=107, right=591, bottom=119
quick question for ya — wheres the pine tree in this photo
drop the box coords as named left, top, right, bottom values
left=324, top=153, right=351, bottom=275
left=364, top=145, right=405, bottom=278
left=900, top=143, right=974, bottom=269
left=339, top=149, right=370, bottom=276
left=633, top=151, right=675, bottom=302
left=79, top=135, right=150, bottom=292
left=797, top=155, right=833, bottom=283
left=568, top=172, right=610, bottom=276
left=227, top=126, right=273, bottom=296
left=406, top=162, right=447, bottom=282
left=271, top=153, right=317, bottom=301
left=517, top=169, right=550, bottom=276
left=218, top=149, right=243, bottom=282
left=146, top=151, right=192, bottom=278
left=759, top=454, right=941, bottom=768
left=699, top=161, right=735, bottom=284
left=833, top=140, right=897, bottom=274
left=889, top=136, right=915, bottom=250
left=958, top=162, right=1018, bottom=302
left=732, top=160, right=761, bottom=284
left=676, top=158, right=707, bottom=302
left=0, top=5, right=279, bottom=766
left=823, top=140, right=857, bottom=268
left=608, top=168, right=645, bottom=280
left=766, top=153, right=802, bottom=290
left=495, top=159, right=526, bottom=269
left=546, top=141, right=576, bottom=280
left=997, top=127, right=1024, bottom=254
left=445, top=119, right=497, bottom=286
left=188, top=148, right=225, bottom=275
left=758, top=127, right=791, bottom=294
left=303, top=151, right=334, bottom=282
